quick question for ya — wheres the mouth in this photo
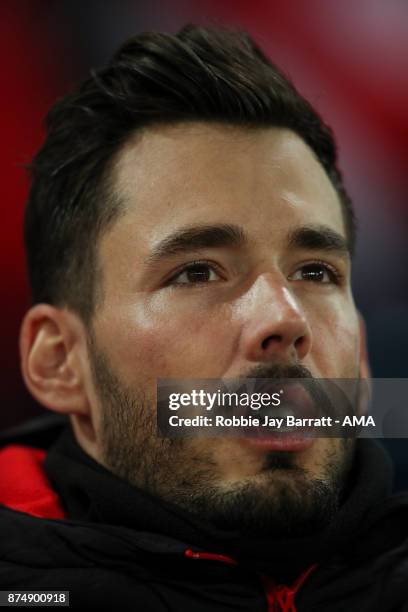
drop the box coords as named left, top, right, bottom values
left=235, top=379, right=322, bottom=452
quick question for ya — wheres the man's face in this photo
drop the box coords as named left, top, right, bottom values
left=85, top=123, right=363, bottom=536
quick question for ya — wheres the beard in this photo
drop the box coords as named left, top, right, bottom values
left=87, top=336, right=357, bottom=539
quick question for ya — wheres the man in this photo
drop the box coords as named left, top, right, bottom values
left=0, top=25, right=407, bottom=611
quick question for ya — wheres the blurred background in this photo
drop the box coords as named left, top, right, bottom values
left=1, top=1, right=407, bottom=482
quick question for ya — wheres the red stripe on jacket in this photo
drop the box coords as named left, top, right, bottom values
left=0, top=444, right=67, bottom=519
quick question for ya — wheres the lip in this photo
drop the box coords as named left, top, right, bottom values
left=254, top=379, right=318, bottom=418
left=237, top=432, right=316, bottom=452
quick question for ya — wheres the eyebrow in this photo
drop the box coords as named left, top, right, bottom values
left=145, top=223, right=247, bottom=265
left=145, top=222, right=350, bottom=266
left=287, top=225, right=350, bottom=257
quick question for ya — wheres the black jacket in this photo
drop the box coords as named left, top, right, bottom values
left=1, top=413, right=408, bottom=611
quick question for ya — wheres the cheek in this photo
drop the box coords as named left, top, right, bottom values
left=308, top=299, right=360, bottom=377
left=96, top=297, right=237, bottom=383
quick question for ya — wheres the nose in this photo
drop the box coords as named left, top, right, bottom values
left=237, top=274, right=312, bottom=364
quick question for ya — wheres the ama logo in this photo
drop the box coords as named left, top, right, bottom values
left=342, top=416, right=375, bottom=426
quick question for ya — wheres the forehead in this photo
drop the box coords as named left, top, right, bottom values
left=102, top=123, right=345, bottom=267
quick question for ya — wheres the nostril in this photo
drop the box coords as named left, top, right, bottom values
left=294, top=336, right=304, bottom=350
left=262, top=334, right=282, bottom=350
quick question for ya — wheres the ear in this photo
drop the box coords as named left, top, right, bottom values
left=19, top=303, right=93, bottom=423
left=357, top=312, right=372, bottom=415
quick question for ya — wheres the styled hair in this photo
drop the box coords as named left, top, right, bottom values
left=24, top=24, right=355, bottom=323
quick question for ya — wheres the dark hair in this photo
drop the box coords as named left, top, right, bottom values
left=24, top=25, right=355, bottom=323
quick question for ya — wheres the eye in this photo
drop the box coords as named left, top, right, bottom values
left=289, top=262, right=339, bottom=284
left=167, top=261, right=222, bottom=286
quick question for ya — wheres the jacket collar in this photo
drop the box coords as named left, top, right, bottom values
left=41, top=424, right=394, bottom=581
